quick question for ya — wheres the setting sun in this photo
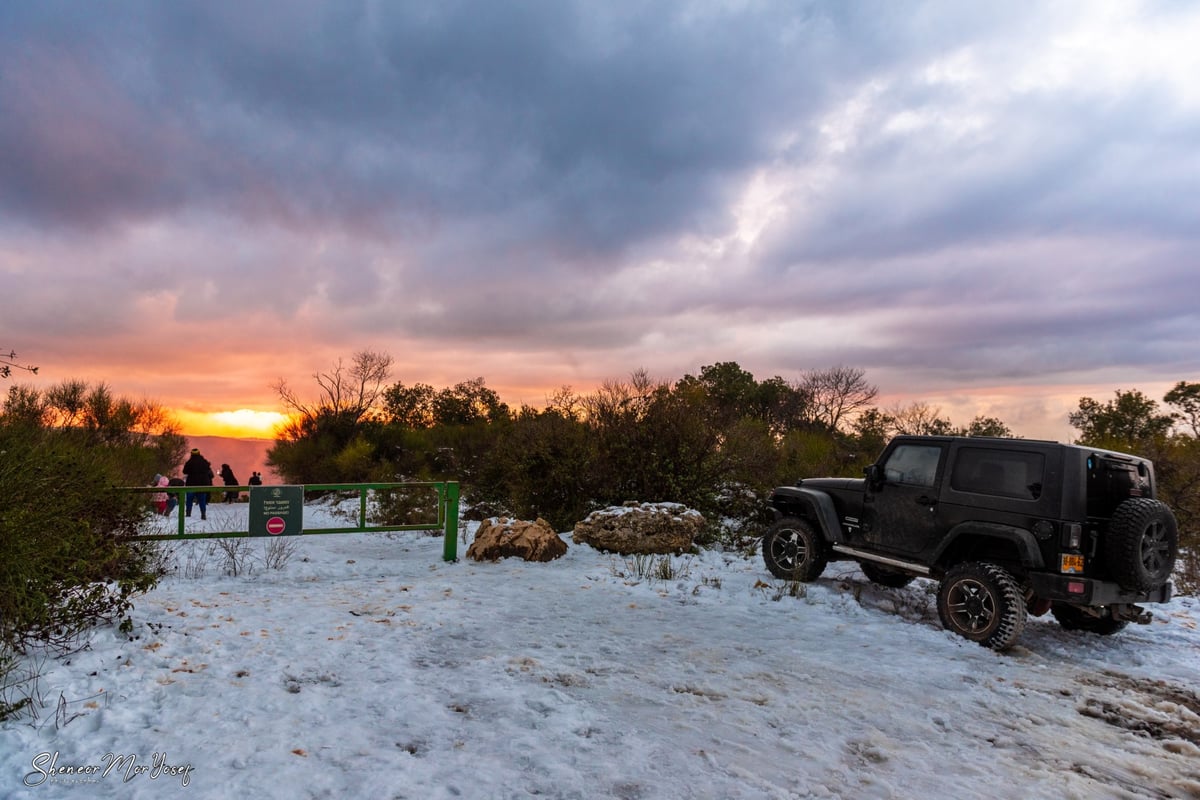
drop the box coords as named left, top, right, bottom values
left=174, top=409, right=290, bottom=439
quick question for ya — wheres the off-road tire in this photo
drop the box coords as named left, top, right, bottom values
left=762, top=517, right=828, bottom=582
left=1050, top=602, right=1128, bottom=636
left=1104, top=498, right=1177, bottom=592
left=936, top=562, right=1026, bottom=651
left=860, top=561, right=915, bottom=588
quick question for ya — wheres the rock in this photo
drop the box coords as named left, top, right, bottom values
left=572, top=502, right=704, bottom=555
left=466, top=517, right=568, bottom=562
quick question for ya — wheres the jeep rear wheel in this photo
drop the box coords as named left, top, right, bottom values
left=1050, top=602, right=1128, bottom=636
left=762, top=518, right=827, bottom=582
left=860, top=561, right=915, bottom=588
left=936, top=562, right=1026, bottom=651
left=1105, top=498, right=1177, bottom=592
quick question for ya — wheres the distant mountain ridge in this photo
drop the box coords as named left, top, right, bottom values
left=181, top=435, right=281, bottom=485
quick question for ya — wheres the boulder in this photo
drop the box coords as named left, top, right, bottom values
left=572, top=502, right=704, bottom=555
left=466, top=517, right=568, bottom=562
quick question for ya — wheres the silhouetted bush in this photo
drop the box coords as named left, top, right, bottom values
left=0, top=389, right=177, bottom=720
left=484, top=407, right=595, bottom=531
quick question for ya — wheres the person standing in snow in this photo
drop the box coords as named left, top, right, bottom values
left=219, top=463, right=240, bottom=503
left=183, top=448, right=215, bottom=520
left=151, top=474, right=169, bottom=516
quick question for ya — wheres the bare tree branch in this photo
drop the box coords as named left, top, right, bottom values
left=274, top=350, right=394, bottom=424
left=0, top=349, right=38, bottom=379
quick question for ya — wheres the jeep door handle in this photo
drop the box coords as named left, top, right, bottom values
left=916, top=496, right=938, bottom=506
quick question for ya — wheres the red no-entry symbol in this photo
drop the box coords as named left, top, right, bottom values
left=266, top=516, right=286, bottom=535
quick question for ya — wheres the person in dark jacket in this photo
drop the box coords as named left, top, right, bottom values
left=219, top=463, right=240, bottom=503
left=182, top=448, right=215, bottom=520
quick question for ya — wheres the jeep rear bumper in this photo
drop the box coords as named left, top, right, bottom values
left=1027, top=573, right=1173, bottom=606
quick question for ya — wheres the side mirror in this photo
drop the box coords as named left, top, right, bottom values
left=865, top=464, right=883, bottom=489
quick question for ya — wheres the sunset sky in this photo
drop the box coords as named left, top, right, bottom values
left=2, top=1, right=1197, bottom=441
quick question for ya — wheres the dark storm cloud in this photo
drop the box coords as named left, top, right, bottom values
left=1, top=2, right=830, bottom=244
left=0, top=2, right=1030, bottom=253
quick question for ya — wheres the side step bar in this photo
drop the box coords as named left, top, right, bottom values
left=830, top=545, right=931, bottom=577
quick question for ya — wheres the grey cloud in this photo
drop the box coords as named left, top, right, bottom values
left=0, top=2, right=884, bottom=251
left=2, top=0, right=1198, bottom=424
left=765, top=73, right=1200, bottom=270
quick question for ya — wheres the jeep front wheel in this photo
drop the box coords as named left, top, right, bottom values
left=762, top=518, right=827, bottom=582
left=936, top=562, right=1026, bottom=651
left=1105, top=498, right=1178, bottom=592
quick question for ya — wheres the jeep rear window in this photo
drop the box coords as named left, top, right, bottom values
left=883, top=444, right=941, bottom=487
left=951, top=447, right=1045, bottom=500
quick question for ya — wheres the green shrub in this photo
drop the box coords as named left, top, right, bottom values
left=483, top=409, right=595, bottom=531
left=371, top=485, right=440, bottom=527
left=0, top=424, right=166, bottom=719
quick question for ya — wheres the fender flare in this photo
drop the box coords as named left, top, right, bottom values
left=932, top=521, right=1045, bottom=569
left=769, top=486, right=844, bottom=543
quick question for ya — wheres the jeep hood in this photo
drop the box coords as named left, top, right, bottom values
left=794, top=477, right=865, bottom=492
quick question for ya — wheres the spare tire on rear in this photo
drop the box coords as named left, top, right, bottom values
left=1104, top=498, right=1177, bottom=592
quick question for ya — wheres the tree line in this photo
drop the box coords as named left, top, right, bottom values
left=263, top=352, right=1195, bottom=558
left=267, top=354, right=978, bottom=532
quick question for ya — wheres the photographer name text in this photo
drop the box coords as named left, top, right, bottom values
left=24, top=750, right=194, bottom=788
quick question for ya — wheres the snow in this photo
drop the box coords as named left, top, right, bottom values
left=583, top=502, right=703, bottom=521
left=3, top=501, right=1199, bottom=799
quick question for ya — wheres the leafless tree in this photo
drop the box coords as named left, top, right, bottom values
left=799, top=366, right=878, bottom=433
left=274, top=350, right=394, bottom=424
left=889, top=401, right=954, bottom=436
left=581, top=368, right=659, bottom=425
left=544, top=386, right=583, bottom=421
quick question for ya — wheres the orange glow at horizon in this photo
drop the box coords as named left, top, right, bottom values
left=174, top=409, right=291, bottom=439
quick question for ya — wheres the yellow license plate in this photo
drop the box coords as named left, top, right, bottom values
left=1060, top=554, right=1084, bottom=574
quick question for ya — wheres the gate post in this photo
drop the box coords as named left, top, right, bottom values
left=442, top=481, right=460, bottom=562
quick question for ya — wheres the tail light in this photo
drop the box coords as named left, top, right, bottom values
left=1062, top=522, right=1083, bottom=550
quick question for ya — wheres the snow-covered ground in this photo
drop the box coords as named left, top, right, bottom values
left=2, top=501, right=1198, bottom=799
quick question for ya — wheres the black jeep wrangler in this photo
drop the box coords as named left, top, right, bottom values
left=762, top=436, right=1178, bottom=650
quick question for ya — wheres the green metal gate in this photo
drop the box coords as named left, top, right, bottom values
left=128, top=481, right=461, bottom=561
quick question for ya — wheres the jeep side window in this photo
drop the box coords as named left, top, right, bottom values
left=951, top=447, right=1046, bottom=500
left=882, top=444, right=941, bottom=487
